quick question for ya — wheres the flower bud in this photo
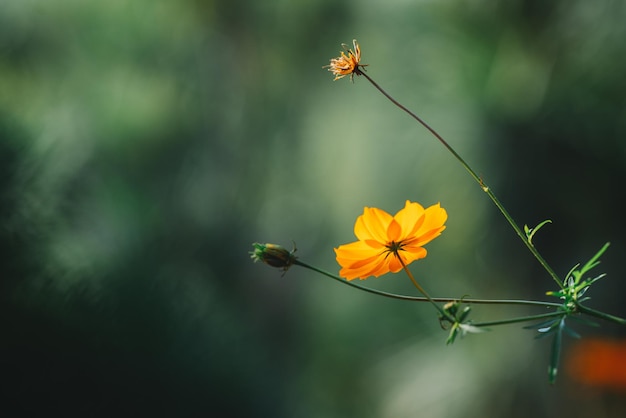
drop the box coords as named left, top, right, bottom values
left=250, top=242, right=297, bottom=272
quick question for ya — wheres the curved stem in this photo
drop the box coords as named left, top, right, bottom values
left=398, top=259, right=455, bottom=322
left=357, top=70, right=563, bottom=290
left=293, top=259, right=561, bottom=308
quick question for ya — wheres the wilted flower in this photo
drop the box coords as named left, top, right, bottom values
left=334, top=201, right=447, bottom=280
left=323, top=39, right=368, bottom=81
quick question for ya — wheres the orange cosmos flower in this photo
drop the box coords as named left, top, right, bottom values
left=334, top=201, right=447, bottom=280
left=566, top=338, right=626, bottom=392
left=323, top=39, right=368, bottom=81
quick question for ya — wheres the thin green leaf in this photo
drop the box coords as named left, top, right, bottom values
left=548, top=320, right=564, bottom=384
left=534, top=325, right=561, bottom=339
left=586, top=273, right=607, bottom=286
left=524, top=317, right=561, bottom=330
left=579, top=242, right=610, bottom=276
left=569, top=314, right=600, bottom=328
left=563, top=264, right=580, bottom=286
left=527, top=219, right=552, bottom=245
left=563, top=324, right=581, bottom=339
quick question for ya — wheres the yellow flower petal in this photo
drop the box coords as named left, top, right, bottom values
left=413, top=203, right=448, bottom=246
left=354, top=207, right=392, bottom=243
left=386, top=219, right=402, bottom=241
left=399, top=246, right=428, bottom=265
left=335, top=240, right=380, bottom=263
left=340, top=251, right=392, bottom=280
left=399, top=200, right=425, bottom=220
left=393, top=200, right=426, bottom=240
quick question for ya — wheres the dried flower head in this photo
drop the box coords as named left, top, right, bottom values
left=334, top=201, right=447, bottom=280
left=323, top=39, right=368, bottom=81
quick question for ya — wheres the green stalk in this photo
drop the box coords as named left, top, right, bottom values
left=357, top=70, right=563, bottom=290
left=397, top=258, right=455, bottom=322
left=472, top=311, right=565, bottom=328
left=576, top=303, right=626, bottom=326
left=293, top=259, right=561, bottom=309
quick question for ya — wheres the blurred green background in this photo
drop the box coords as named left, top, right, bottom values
left=2, top=0, right=626, bottom=416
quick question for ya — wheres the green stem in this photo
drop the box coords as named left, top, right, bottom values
left=472, top=311, right=565, bottom=328
left=357, top=70, right=563, bottom=290
left=297, top=258, right=626, bottom=327
left=398, top=259, right=455, bottom=322
left=576, top=303, right=626, bottom=326
left=293, top=259, right=561, bottom=308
